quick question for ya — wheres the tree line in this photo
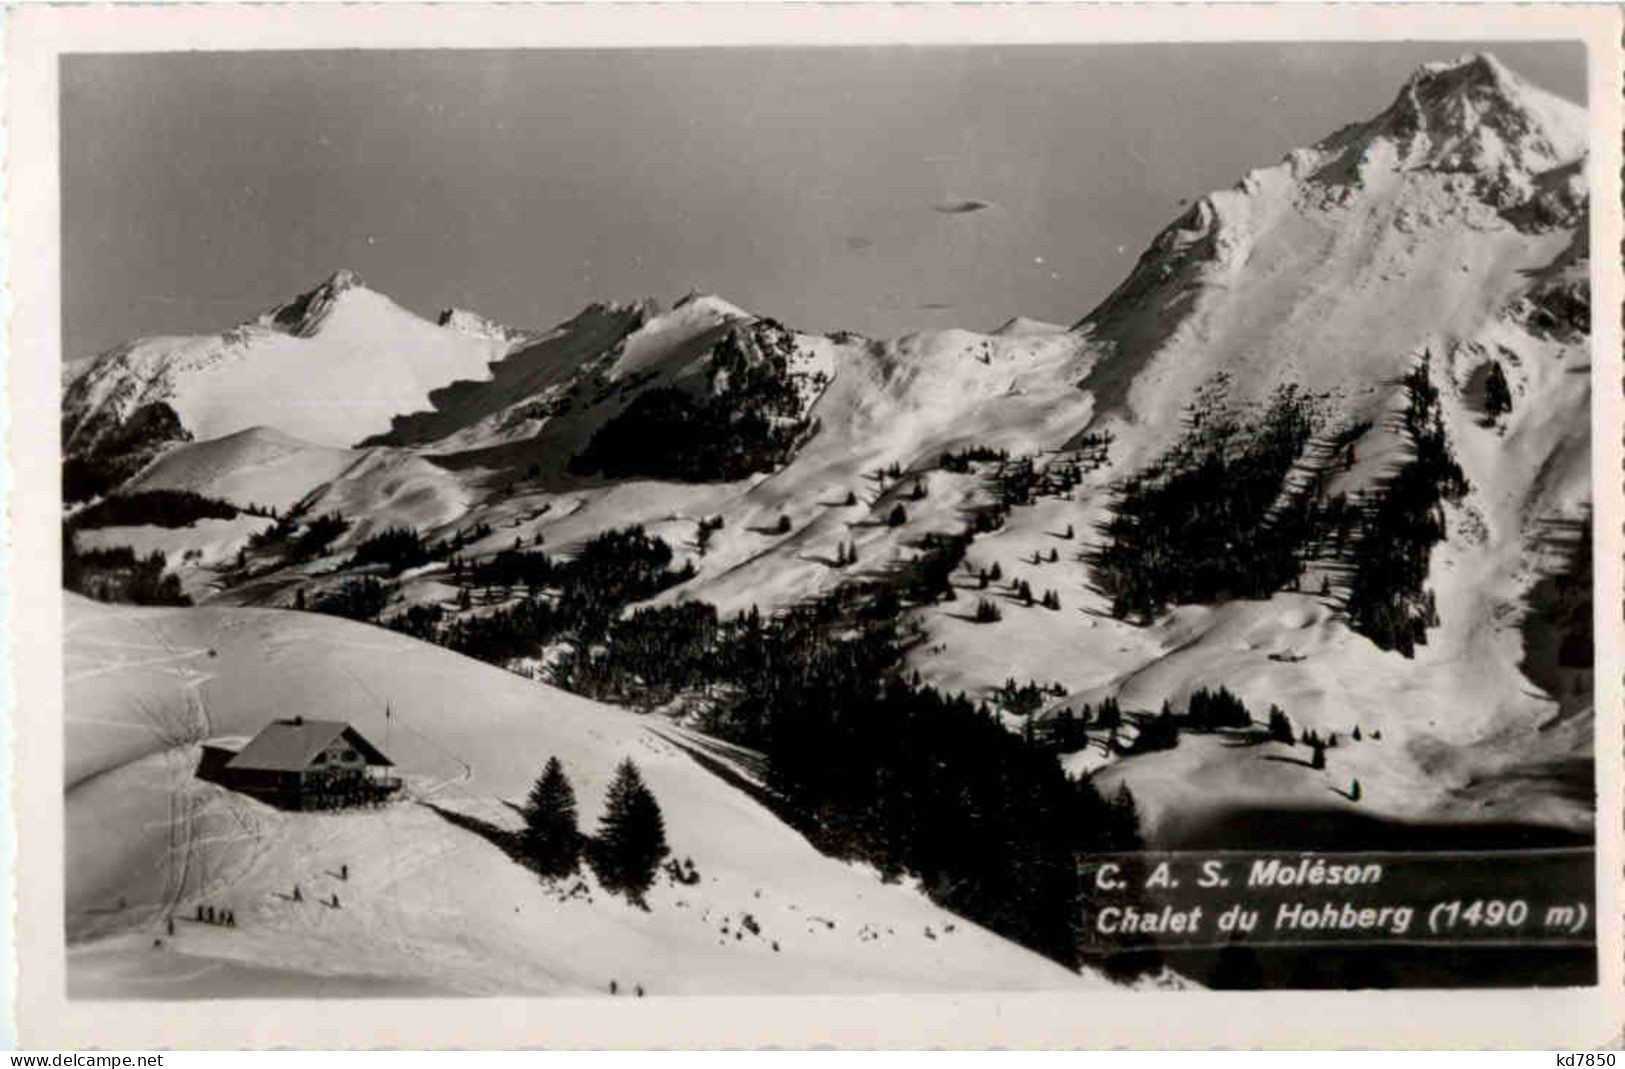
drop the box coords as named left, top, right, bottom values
left=62, top=527, right=189, bottom=606
left=1345, top=360, right=1469, bottom=656
left=1092, top=385, right=1318, bottom=622
left=353, top=525, right=696, bottom=660
left=69, top=488, right=240, bottom=530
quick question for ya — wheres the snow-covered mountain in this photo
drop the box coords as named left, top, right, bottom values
left=1073, top=51, right=1587, bottom=465
left=61, top=53, right=1595, bottom=992
left=63, top=269, right=526, bottom=451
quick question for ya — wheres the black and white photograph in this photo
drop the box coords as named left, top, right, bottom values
left=8, top=1, right=1623, bottom=1049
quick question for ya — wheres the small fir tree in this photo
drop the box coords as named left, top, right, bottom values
left=1267, top=704, right=1294, bottom=744
left=524, top=756, right=581, bottom=877
left=593, top=759, right=670, bottom=902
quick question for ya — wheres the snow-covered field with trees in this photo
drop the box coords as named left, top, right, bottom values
left=65, top=595, right=1093, bottom=997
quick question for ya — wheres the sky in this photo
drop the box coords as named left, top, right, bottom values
left=61, top=41, right=1585, bottom=360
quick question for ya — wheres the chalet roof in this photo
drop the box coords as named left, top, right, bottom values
left=226, top=718, right=393, bottom=772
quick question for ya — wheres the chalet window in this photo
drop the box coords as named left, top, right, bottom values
left=343, top=749, right=358, bottom=761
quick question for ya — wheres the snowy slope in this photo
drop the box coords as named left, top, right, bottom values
left=287, top=448, right=478, bottom=548
left=637, top=324, right=1095, bottom=615
left=1073, top=52, right=1586, bottom=468
left=63, top=270, right=521, bottom=450
left=325, top=316, right=1096, bottom=625
left=126, top=427, right=359, bottom=513
left=64, top=595, right=1092, bottom=998
left=365, top=301, right=653, bottom=452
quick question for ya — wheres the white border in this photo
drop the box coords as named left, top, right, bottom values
left=7, top=2, right=1623, bottom=1049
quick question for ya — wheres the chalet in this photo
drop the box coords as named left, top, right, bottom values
left=197, top=717, right=402, bottom=810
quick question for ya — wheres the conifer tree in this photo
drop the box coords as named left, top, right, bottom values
left=594, top=758, right=670, bottom=901
left=887, top=503, right=907, bottom=527
left=1110, top=783, right=1142, bottom=848
left=524, top=756, right=581, bottom=877
left=1267, top=704, right=1294, bottom=744
left=1483, top=360, right=1512, bottom=419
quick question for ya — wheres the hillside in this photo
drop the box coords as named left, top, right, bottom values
left=65, top=594, right=1091, bottom=998
left=126, top=427, right=359, bottom=513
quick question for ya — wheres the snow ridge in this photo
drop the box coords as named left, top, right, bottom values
left=437, top=307, right=533, bottom=343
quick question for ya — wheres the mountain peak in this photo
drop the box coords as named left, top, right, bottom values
left=322, top=267, right=365, bottom=292
left=1409, top=51, right=1516, bottom=95
left=260, top=268, right=371, bottom=338
left=672, top=291, right=752, bottom=322
left=1334, top=51, right=1586, bottom=194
